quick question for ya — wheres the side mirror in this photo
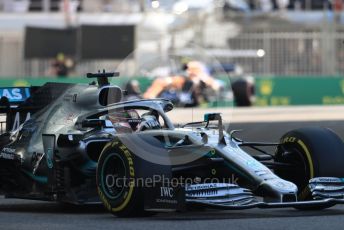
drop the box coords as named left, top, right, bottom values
left=203, top=113, right=226, bottom=145
left=204, top=113, right=221, bottom=122
left=163, top=102, right=174, bottom=112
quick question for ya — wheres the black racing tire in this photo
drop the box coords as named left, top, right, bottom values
left=231, top=79, right=254, bottom=107
left=274, top=127, right=344, bottom=210
left=96, top=140, right=153, bottom=217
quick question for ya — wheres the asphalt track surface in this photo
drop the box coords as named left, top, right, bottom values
left=2, top=106, right=344, bottom=230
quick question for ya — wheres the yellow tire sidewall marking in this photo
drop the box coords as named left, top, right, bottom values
left=297, top=139, right=315, bottom=199
left=296, top=139, right=314, bottom=179
left=98, top=141, right=135, bottom=213
left=282, top=137, right=315, bottom=199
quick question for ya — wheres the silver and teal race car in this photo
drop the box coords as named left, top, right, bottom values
left=1, top=71, right=344, bottom=217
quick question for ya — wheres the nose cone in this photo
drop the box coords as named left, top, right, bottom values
left=258, top=178, right=298, bottom=203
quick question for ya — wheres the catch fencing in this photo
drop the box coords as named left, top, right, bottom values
left=0, top=29, right=344, bottom=77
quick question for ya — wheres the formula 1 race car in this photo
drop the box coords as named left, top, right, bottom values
left=1, top=71, right=344, bottom=217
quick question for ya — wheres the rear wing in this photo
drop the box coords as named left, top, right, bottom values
left=0, top=86, right=39, bottom=134
left=0, top=83, right=73, bottom=134
left=0, top=87, right=31, bottom=105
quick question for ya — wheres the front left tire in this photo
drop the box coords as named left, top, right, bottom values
left=96, top=140, right=147, bottom=217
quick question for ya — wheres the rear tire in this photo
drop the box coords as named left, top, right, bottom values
left=275, top=127, right=344, bottom=210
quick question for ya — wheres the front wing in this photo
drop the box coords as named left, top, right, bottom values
left=144, top=177, right=344, bottom=211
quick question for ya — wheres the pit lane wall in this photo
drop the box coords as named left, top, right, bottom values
left=1, top=76, right=344, bottom=106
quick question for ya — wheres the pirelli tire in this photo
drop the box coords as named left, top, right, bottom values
left=96, top=140, right=152, bottom=217
left=274, top=127, right=344, bottom=210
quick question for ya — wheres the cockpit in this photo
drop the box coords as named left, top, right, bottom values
left=82, top=99, right=175, bottom=134
left=101, top=108, right=163, bottom=133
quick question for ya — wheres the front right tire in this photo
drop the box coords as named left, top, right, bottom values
left=274, top=127, right=344, bottom=209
